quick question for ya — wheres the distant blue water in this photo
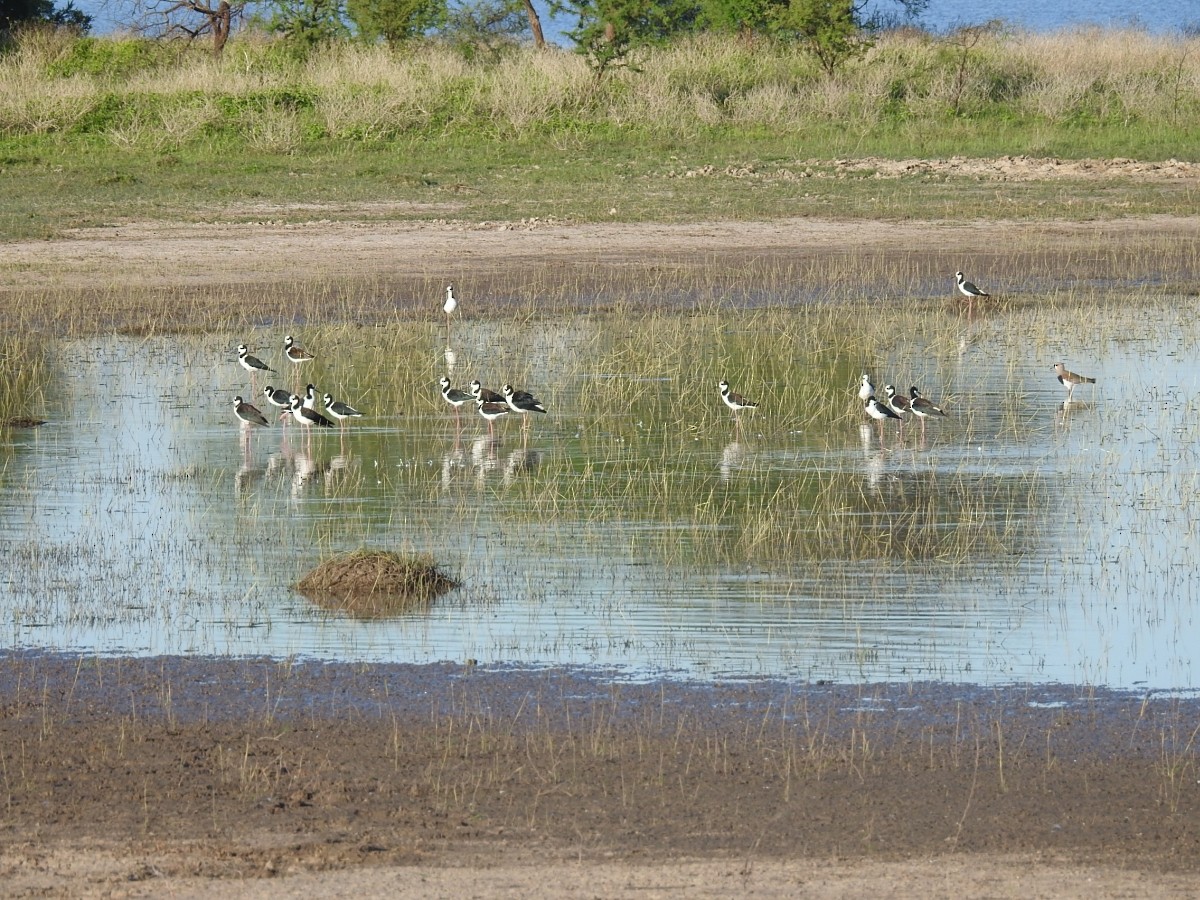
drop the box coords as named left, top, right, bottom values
left=69, top=0, right=1198, bottom=41
left=873, top=0, right=1197, bottom=34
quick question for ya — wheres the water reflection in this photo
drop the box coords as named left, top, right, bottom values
left=0, top=309, right=1198, bottom=689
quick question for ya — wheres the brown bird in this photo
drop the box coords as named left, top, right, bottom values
left=1053, top=362, right=1096, bottom=401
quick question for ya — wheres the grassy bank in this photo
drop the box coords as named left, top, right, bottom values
left=1, top=28, right=1199, bottom=238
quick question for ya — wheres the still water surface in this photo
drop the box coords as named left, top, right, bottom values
left=1, top=303, right=1198, bottom=689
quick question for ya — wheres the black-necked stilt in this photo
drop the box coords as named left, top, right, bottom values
left=503, top=384, right=547, bottom=436
left=955, top=271, right=989, bottom=300
left=476, top=397, right=510, bottom=437
left=719, top=379, right=757, bottom=414
left=303, top=383, right=319, bottom=410
left=858, top=374, right=875, bottom=402
left=884, top=384, right=911, bottom=420
left=235, top=348, right=273, bottom=388
left=1053, top=362, right=1096, bottom=402
left=503, top=384, right=547, bottom=415
left=443, top=284, right=457, bottom=345
left=263, top=385, right=291, bottom=420
left=719, top=379, right=757, bottom=432
left=288, top=393, right=334, bottom=430
left=909, top=386, right=946, bottom=435
left=865, top=394, right=900, bottom=426
left=470, top=379, right=504, bottom=405
left=955, top=271, right=988, bottom=316
left=284, top=335, right=315, bottom=368
left=864, top=394, right=900, bottom=444
left=440, top=376, right=472, bottom=411
left=233, top=395, right=270, bottom=428
left=323, top=393, right=363, bottom=428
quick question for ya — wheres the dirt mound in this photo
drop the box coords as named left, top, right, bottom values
left=294, top=550, right=459, bottom=617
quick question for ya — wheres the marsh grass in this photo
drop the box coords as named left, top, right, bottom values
left=295, top=549, right=459, bottom=616
left=0, top=335, right=49, bottom=426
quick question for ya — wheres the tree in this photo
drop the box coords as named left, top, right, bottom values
left=441, top=0, right=538, bottom=58
left=1, top=0, right=91, bottom=34
left=770, top=0, right=927, bottom=74
left=266, top=0, right=350, bottom=48
left=551, top=0, right=697, bottom=76
left=346, top=0, right=445, bottom=43
left=140, top=0, right=242, bottom=54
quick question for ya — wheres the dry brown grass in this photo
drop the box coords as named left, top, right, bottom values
left=3, top=29, right=1199, bottom=142
left=294, top=549, right=459, bottom=617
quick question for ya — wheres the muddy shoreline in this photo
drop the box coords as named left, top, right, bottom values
left=2, top=652, right=1199, bottom=896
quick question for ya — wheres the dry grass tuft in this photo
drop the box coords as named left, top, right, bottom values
left=295, top=549, right=459, bottom=616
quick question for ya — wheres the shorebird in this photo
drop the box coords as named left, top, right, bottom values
left=284, top=335, right=315, bottom=369
left=909, top=386, right=946, bottom=436
left=288, top=393, right=334, bottom=431
left=476, top=396, right=510, bottom=437
left=302, top=383, right=319, bottom=410
left=440, top=376, right=473, bottom=421
left=719, top=379, right=758, bottom=431
left=323, top=393, right=363, bottom=429
left=955, top=271, right=989, bottom=315
left=233, top=395, right=270, bottom=428
left=864, top=394, right=901, bottom=438
left=263, top=385, right=292, bottom=424
left=470, top=379, right=505, bottom=405
left=503, top=384, right=547, bottom=415
left=503, top=384, right=547, bottom=433
left=1053, top=362, right=1096, bottom=402
left=237, top=345, right=274, bottom=391
left=443, top=284, right=457, bottom=345
left=884, top=384, right=911, bottom=421
left=858, top=374, right=875, bottom=402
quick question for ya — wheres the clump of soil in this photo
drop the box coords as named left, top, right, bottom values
left=295, top=549, right=459, bottom=617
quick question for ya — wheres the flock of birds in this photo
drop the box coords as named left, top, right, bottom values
left=231, top=274, right=1098, bottom=445
left=233, top=336, right=363, bottom=434
left=718, top=271, right=1099, bottom=441
left=230, top=285, right=548, bottom=441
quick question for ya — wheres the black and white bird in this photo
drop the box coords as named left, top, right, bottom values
left=476, top=396, right=510, bottom=437
left=263, top=385, right=291, bottom=417
left=503, top=384, right=547, bottom=415
left=440, top=376, right=472, bottom=409
left=909, top=386, right=946, bottom=435
left=864, top=394, right=901, bottom=437
left=323, top=393, right=363, bottom=427
left=470, top=379, right=505, bottom=405
left=719, top=379, right=757, bottom=414
left=233, top=395, right=270, bottom=428
left=955, top=271, right=989, bottom=298
left=858, top=374, right=875, bottom=402
left=284, top=335, right=315, bottom=366
left=303, top=383, right=319, bottom=410
left=238, top=344, right=275, bottom=378
left=1053, top=362, right=1096, bottom=402
left=884, top=384, right=911, bottom=420
left=288, top=393, right=334, bottom=430
left=955, top=272, right=989, bottom=313
left=442, top=284, right=458, bottom=347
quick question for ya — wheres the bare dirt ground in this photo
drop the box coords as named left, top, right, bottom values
left=3, top=207, right=1200, bottom=896
left=1, top=654, right=1198, bottom=898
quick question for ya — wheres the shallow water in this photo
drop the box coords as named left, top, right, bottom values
left=1, top=302, right=1198, bottom=689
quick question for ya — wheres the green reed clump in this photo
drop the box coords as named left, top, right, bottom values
left=0, top=334, right=49, bottom=426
